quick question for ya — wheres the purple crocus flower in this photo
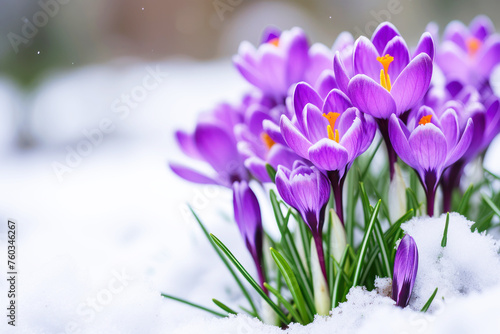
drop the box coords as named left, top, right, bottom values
left=335, top=22, right=434, bottom=179
left=389, top=106, right=474, bottom=216
left=392, top=234, right=419, bottom=308
left=440, top=98, right=500, bottom=211
left=170, top=103, right=249, bottom=187
left=435, top=15, right=500, bottom=90
left=233, top=181, right=266, bottom=292
left=279, top=83, right=376, bottom=223
left=235, top=99, right=304, bottom=183
left=233, top=27, right=352, bottom=104
left=233, top=27, right=309, bottom=103
left=275, top=162, right=330, bottom=281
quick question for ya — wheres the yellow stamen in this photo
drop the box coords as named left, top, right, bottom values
left=466, top=37, right=481, bottom=56
left=418, top=115, right=432, bottom=126
left=323, top=112, right=341, bottom=143
left=261, top=133, right=275, bottom=149
left=268, top=37, right=279, bottom=47
left=377, top=54, right=394, bottom=91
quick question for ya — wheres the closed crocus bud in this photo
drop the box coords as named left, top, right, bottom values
left=329, top=209, right=346, bottom=262
left=388, top=163, right=407, bottom=222
left=233, top=181, right=266, bottom=292
left=311, top=237, right=330, bottom=316
left=275, top=161, right=330, bottom=281
left=392, top=235, right=419, bottom=308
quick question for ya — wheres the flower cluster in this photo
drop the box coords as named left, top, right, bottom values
left=167, top=16, right=500, bottom=326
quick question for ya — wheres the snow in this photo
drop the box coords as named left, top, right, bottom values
left=0, top=60, right=499, bottom=333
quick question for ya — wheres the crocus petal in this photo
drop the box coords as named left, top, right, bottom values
left=175, top=130, right=201, bottom=160
left=283, top=27, right=310, bottom=85
left=382, top=36, right=410, bottom=79
left=470, top=15, right=495, bottom=41
left=408, top=123, right=447, bottom=173
left=392, top=234, right=419, bottom=308
left=446, top=118, right=474, bottom=166
left=389, top=114, right=417, bottom=169
left=439, top=108, right=460, bottom=152
left=304, top=104, right=329, bottom=143
left=194, top=123, right=239, bottom=174
left=316, top=70, right=338, bottom=99
left=371, top=22, right=401, bottom=55
left=308, top=138, right=349, bottom=171
left=347, top=75, right=397, bottom=118
left=337, top=107, right=358, bottom=136
left=443, top=20, right=468, bottom=51
left=391, top=53, right=433, bottom=114
left=339, top=116, right=363, bottom=162
left=245, top=157, right=271, bottom=183
left=293, top=82, right=323, bottom=131
left=261, top=26, right=281, bottom=44
left=333, top=52, right=351, bottom=93
left=477, top=36, right=500, bottom=78
left=169, top=163, right=220, bottom=186
left=260, top=49, right=288, bottom=95
left=275, top=166, right=297, bottom=209
left=353, top=36, right=381, bottom=81
left=280, top=115, right=313, bottom=159
left=413, top=32, right=435, bottom=60
left=436, top=41, right=468, bottom=82
left=267, top=144, right=302, bottom=170
left=323, top=89, right=353, bottom=116
left=263, top=119, right=287, bottom=146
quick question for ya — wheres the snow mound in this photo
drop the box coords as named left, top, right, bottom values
left=171, top=214, right=500, bottom=334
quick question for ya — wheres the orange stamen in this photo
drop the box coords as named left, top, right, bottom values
left=419, top=115, right=432, bottom=126
left=377, top=54, right=394, bottom=91
left=268, top=37, right=279, bottom=47
left=466, top=37, right=481, bottom=56
left=323, top=112, right=341, bottom=143
left=261, top=133, right=275, bottom=149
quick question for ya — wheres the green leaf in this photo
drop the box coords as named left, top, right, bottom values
left=441, top=212, right=450, bottom=248
left=188, top=206, right=259, bottom=316
left=161, top=293, right=227, bottom=318
left=481, top=193, right=500, bottom=219
left=269, top=190, right=316, bottom=315
left=270, top=248, right=311, bottom=325
left=457, top=184, right=474, bottom=215
left=332, top=246, right=350, bottom=308
left=210, top=234, right=289, bottom=324
left=266, top=163, right=277, bottom=183
left=352, top=200, right=382, bottom=287
left=373, top=218, right=392, bottom=278
left=212, top=299, right=238, bottom=315
left=420, top=288, right=438, bottom=312
left=264, top=282, right=303, bottom=324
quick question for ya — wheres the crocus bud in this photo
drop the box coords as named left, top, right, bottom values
left=329, top=209, right=346, bottom=262
left=388, top=163, right=407, bottom=222
left=392, top=235, right=419, bottom=307
left=276, top=161, right=330, bottom=281
left=310, top=237, right=330, bottom=316
left=233, top=181, right=266, bottom=291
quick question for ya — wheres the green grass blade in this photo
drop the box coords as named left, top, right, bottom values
left=264, top=282, right=303, bottom=324
left=210, top=234, right=289, bottom=324
left=441, top=212, right=450, bottom=248
left=352, top=200, right=382, bottom=287
left=420, top=288, right=438, bottom=312
left=482, top=193, right=500, bottom=219
left=266, top=163, right=277, bottom=183
left=188, top=206, right=259, bottom=316
left=161, top=293, right=227, bottom=318
left=457, top=184, right=474, bottom=215
left=270, top=248, right=310, bottom=325
left=332, top=246, right=350, bottom=308
left=212, top=299, right=238, bottom=315
left=373, top=218, right=392, bottom=278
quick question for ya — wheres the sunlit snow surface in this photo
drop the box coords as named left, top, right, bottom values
left=0, top=61, right=499, bottom=333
